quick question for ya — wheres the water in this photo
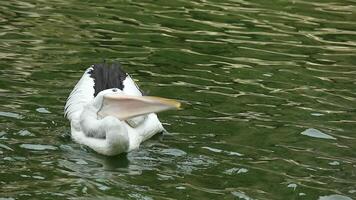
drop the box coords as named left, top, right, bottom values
left=1, top=0, right=356, bottom=199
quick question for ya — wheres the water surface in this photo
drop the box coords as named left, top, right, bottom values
left=1, top=0, right=356, bottom=199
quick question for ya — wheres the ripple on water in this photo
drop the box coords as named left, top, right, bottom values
left=223, top=167, right=248, bottom=175
left=160, top=148, right=187, bottom=157
left=231, top=191, right=253, bottom=200
left=0, top=143, right=13, bottom=151
left=202, top=146, right=243, bottom=156
left=35, top=107, right=51, bottom=114
left=0, top=111, right=23, bottom=119
left=17, top=129, right=35, bottom=136
left=301, top=128, right=336, bottom=140
left=318, top=194, right=353, bottom=200
left=19, top=144, right=58, bottom=151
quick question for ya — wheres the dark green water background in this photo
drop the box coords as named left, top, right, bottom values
left=1, top=0, right=356, bottom=199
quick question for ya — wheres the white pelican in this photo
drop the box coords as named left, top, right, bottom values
left=64, top=63, right=180, bottom=156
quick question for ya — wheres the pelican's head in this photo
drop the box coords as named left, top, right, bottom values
left=92, top=88, right=125, bottom=110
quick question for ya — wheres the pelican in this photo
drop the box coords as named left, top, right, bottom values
left=64, top=63, right=180, bottom=156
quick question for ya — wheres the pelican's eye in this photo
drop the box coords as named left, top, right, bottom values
left=112, top=88, right=118, bottom=92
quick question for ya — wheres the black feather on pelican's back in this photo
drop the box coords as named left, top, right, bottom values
left=88, top=63, right=128, bottom=97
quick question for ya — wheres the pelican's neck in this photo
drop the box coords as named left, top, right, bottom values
left=76, top=103, right=130, bottom=156
left=101, top=116, right=130, bottom=155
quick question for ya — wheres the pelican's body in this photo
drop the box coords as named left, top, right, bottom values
left=65, top=63, right=179, bottom=156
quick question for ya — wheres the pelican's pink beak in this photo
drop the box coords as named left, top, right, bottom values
left=97, top=95, right=181, bottom=120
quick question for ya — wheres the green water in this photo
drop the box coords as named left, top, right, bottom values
left=1, top=0, right=356, bottom=199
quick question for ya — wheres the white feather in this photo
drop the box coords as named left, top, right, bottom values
left=65, top=67, right=95, bottom=121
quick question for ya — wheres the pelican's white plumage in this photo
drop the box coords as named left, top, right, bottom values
left=65, top=63, right=179, bottom=156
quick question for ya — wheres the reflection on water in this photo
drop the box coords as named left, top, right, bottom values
left=1, top=0, right=356, bottom=199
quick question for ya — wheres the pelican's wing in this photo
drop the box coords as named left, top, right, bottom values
left=65, top=67, right=95, bottom=121
left=97, top=95, right=181, bottom=120
left=123, top=74, right=144, bottom=96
